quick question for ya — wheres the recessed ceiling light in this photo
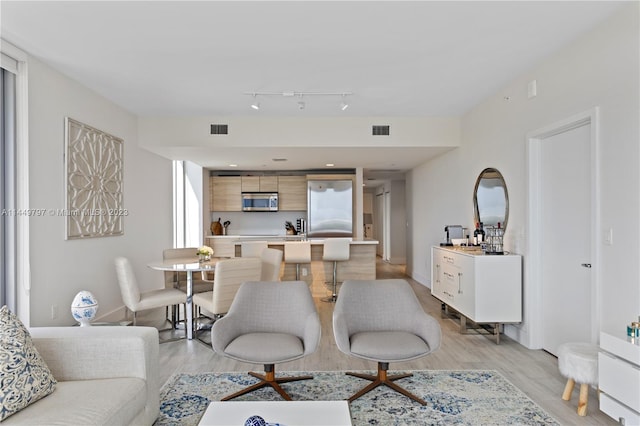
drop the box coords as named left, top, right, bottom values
left=229, top=164, right=238, bottom=167
left=326, top=163, right=335, bottom=167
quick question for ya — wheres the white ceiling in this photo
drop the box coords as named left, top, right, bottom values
left=0, top=1, right=628, bottom=179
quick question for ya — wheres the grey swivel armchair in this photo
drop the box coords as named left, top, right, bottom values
left=211, top=281, right=321, bottom=401
left=333, top=279, right=441, bottom=405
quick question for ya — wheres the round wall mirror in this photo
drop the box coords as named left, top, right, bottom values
left=473, top=168, right=509, bottom=231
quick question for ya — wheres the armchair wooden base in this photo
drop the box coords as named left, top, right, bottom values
left=221, top=364, right=313, bottom=401
left=346, top=362, right=427, bottom=405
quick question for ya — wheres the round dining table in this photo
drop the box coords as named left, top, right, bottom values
left=147, top=257, right=225, bottom=340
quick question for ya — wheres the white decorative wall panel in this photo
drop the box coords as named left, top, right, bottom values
left=65, top=118, right=124, bottom=239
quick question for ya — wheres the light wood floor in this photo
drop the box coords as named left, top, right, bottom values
left=155, top=258, right=615, bottom=425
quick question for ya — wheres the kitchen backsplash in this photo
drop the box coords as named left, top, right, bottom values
left=209, top=211, right=306, bottom=236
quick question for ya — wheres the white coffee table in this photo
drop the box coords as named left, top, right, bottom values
left=197, top=400, right=352, bottom=426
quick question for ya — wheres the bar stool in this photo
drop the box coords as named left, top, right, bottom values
left=241, top=241, right=268, bottom=258
left=322, top=238, right=351, bottom=302
left=284, top=241, right=311, bottom=281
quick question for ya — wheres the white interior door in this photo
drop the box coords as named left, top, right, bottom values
left=540, top=123, right=592, bottom=355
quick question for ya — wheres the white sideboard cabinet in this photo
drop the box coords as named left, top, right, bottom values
left=599, top=331, right=640, bottom=424
left=431, top=246, right=522, bottom=343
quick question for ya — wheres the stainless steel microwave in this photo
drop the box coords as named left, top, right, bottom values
left=241, top=192, right=278, bottom=212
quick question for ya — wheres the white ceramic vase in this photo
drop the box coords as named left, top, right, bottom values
left=71, top=291, right=98, bottom=326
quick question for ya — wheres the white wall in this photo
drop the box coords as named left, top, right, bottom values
left=208, top=210, right=307, bottom=236
left=26, top=57, right=173, bottom=326
left=407, top=4, right=639, bottom=346
left=139, top=116, right=460, bottom=150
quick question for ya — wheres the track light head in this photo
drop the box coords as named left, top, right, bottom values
left=340, top=94, right=349, bottom=111
left=250, top=94, right=260, bottom=110
left=244, top=91, right=352, bottom=111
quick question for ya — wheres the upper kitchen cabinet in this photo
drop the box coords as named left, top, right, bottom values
left=278, top=176, right=307, bottom=211
left=210, top=176, right=242, bottom=211
left=241, top=176, right=278, bottom=192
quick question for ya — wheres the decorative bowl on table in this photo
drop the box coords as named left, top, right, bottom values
left=71, top=290, right=98, bottom=326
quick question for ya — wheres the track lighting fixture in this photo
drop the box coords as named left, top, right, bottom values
left=340, top=95, right=349, bottom=111
left=250, top=94, right=260, bottom=110
left=244, top=91, right=353, bottom=111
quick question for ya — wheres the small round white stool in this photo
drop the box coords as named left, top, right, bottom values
left=558, top=342, right=599, bottom=416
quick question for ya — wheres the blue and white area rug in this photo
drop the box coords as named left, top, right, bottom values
left=156, top=370, right=559, bottom=425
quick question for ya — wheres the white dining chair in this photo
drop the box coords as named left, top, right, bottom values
left=240, top=241, right=268, bottom=258
left=162, top=247, right=214, bottom=292
left=114, top=256, right=187, bottom=342
left=192, top=257, right=262, bottom=344
left=261, top=248, right=283, bottom=281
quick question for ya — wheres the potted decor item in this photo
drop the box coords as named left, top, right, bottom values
left=71, top=290, right=99, bottom=326
left=196, top=245, right=214, bottom=262
left=285, top=221, right=297, bottom=235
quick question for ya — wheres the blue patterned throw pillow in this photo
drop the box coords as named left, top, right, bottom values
left=0, top=305, right=57, bottom=420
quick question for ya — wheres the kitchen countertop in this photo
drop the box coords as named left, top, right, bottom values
left=205, top=235, right=378, bottom=245
left=435, top=245, right=518, bottom=256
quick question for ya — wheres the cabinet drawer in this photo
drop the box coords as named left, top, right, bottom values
left=441, top=253, right=458, bottom=266
left=440, top=269, right=458, bottom=299
left=600, top=393, right=640, bottom=425
left=599, top=352, right=640, bottom=412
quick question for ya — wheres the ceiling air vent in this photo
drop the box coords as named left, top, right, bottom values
left=372, top=125, right=390, bottom=136
left=210, top=124, right=228, bottom=135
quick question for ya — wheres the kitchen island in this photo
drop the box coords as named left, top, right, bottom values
left=205, top=235, right=378, bottom=290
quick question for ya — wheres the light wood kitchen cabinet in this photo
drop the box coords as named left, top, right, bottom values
left=431, top=246, right=521, bottom=341
left=241, top=176, right=278, bottom=192
left=210, top=176, right=242, bottom=211
left=278, top=176, right=307, bottom=211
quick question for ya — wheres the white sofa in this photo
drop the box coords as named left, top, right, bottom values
left=3, top=326, right=160, bottom=425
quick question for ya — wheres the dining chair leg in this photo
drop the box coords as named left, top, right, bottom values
left=184, top=303, right=188, bottom=334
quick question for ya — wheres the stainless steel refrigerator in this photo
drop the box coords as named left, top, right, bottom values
left=307, top=180, right=353, bottom=237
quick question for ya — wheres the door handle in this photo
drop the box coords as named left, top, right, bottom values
left=581, top=263, right=592, bottom=268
